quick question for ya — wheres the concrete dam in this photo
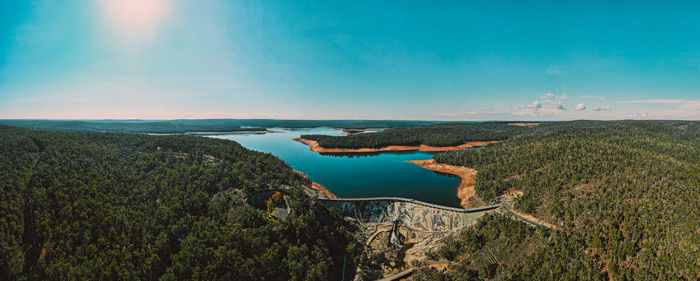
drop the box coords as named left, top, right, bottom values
left=246, top=189, right=500, bottom=232
left=321, top=198, right=499, bottom=232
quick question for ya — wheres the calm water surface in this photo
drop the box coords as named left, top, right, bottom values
left=212, top=128, right=462, bottom=207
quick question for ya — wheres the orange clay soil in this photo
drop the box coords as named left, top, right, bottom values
left=510, top=210, right=559, bottom=230
left=508, top=122, right=541, bottom=127
left=501, top=189, right=524, bottom=197
left=293, top=138, right=497, bottom=154
left=407, top=159, right=483, bottom=208
left=293, top=170, right=337, bottom=199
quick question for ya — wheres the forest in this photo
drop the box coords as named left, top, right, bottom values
left=0, top=119, right=439, bottom=134
left=304, top=120, right=699, bottom=279
left=414, top=213, right=606, bottom=281
left=431, top=120, right=699, bottom=280
left=0, top=125, right=362, bottom=280
left=2, top=120, right=698, bottom=280
left=301, top=122, right=540, bottom=148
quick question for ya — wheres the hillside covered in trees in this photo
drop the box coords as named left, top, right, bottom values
left=432, top=120, right=699, bottom=280
left=0, top=125, right=361, bottom=280
left=414, top=214, right=606, bottom=281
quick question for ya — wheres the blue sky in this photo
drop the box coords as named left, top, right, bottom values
left=1, top=0, right=699, bottom=120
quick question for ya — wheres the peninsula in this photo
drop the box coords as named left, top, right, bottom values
left=407, top=159, right=482, bottom=208
left=293, top=137, right=497, bottom=154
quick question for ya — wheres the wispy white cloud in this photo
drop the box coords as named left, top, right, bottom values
left=449, top=94, right=698, bottom=121
left=545, top=66, right=565, bottom=75
left=541, top=92, right=568, bottom=111
left=433, top=111, right=483, bottom=117
left=529, top=101, right=542, bottom=110
left=621, top=99, right=689, bottom=104
left=541, top=92, right=568, bottom=101
left=680, top=101, right=700, bottom=111
left=594, top=104, right=610, bottom=111
left=579, top=95, right=606, bottom=100
left=619, top=99, right=700, bottom=114
left=512, top=99, right=568, bottom=116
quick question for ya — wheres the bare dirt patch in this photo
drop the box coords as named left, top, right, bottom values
left=508, top=123, right=541, bottom=127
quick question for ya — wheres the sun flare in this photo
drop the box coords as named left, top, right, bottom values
left=99, top=0, right=172, bottom=44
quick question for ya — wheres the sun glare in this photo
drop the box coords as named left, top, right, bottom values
left=99, top=0, right=172, bottom=44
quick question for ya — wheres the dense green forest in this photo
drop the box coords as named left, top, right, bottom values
left=432, top=120, right=699, bottom=280
left=301, top=122, right=538, bottom=148
left=0, top=119, right=440, bottom=134
left=3, top=120, right=698, bottom=280
left=0, top=125, right=361, bottom=280
left=413, top=214, right=605, bottom=281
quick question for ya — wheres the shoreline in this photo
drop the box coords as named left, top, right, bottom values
left=293, top=170, right=337, bottom=199
left=145, top=130, right=283, bottom=136
left=293, top=138, right=497, bottom=153
left=407, top=159, right=482, bottom=208
left=321, top=126, right=388, bottom=135
left=186, top=130, right=284, bottom=135
left=274, top=127, right=314, bottom=130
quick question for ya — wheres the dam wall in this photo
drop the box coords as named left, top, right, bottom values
left=320, top=198, right=499, bottom=232
left=246, top=189, right=500, bottom=232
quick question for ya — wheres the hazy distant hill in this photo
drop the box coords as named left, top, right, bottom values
left=0, top=119, right=442, bottom=134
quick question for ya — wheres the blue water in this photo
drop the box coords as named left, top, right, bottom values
left=211, top=128, right=462, bottom=207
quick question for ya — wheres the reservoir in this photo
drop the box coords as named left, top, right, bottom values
left=211, top=127, right=462, bottom=208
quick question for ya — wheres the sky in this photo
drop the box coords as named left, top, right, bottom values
left=0, top=0, right=699, bottom=120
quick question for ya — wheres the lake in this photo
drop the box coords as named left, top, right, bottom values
left=211, top=128, right=463, bottom=208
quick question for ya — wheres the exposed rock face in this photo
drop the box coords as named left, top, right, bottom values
left=247, top=190, right=502, bottom=279
left=362, top=224, right=460, bottom=278
left=323, top=198, right=498, bottom=277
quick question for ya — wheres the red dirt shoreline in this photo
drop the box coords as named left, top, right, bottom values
left=407, top=159, right=482, bottom=208
left=293, top=170, right=337, bottom=199
left=293, top=138, right=497, bottom=153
